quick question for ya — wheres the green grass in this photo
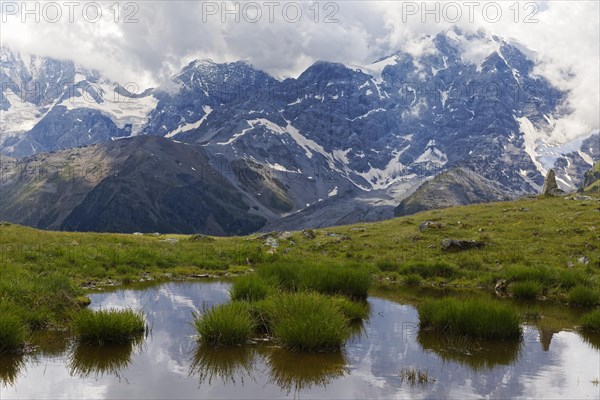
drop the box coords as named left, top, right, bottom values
left=267, top=292, right=350, bottom=352
left=580, top=309, right=600, bottom=332
left=0, top=313, right=26, bottom=354
left=298, top=265, right=372, bottom=300
left=73, top=309, right=147, bottom=345
left=403, top=274, right=423, bottom=286
left=510, top=280, right=542, bottom=300
left=400, top=262, right=458, bottom=279
left=1, top=193, right=600, bottom=332
left=194, top=302, right=255, bottom=346
left=256, top=263, right=372, bottom=299
left=569, top=286, right=599, bottom=307
left=418, top=298, right=521, bottom=340
left=330, top=296, right=370, bottom=322
left=229, top=275, right=274, bottom=302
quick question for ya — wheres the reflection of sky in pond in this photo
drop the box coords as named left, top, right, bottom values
left=1, top=282, right=598, bottom=399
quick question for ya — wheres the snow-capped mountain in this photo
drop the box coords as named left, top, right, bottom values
left=1, top=28, right=598, bottom=233
left=0, top=47, right=156, bottom=156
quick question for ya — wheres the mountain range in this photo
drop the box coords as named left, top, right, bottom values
left=1, top=28, right=598, bottom=234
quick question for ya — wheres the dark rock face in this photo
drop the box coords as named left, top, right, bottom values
left=542, top=169, right=565, bottom=196
left=0, top=137, right=266, bottom=235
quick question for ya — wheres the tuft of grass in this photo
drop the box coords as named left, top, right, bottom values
left=0, top=313, right=26, bottom=354
left=299, top=265, right=372, bottom=300
left=418, top=298, right=521, bottom=340
left=510, top=280, right=542, bottom=300
left=330, top=296, right=370, bottom=322
left=568, top=286, right=599, bottom=307
left=376, top=259, right=399, bottom=272
left=403, top=274, right=422, bottom=286
left=580, top=309, right=600, bottom=332
left=257, top=263, right=301, bottom=291
left=267, top=292, right=350, bottom=352
left=257, top=263, right=372, bottom=300
left=194, top=302, right=255, bottom=346
left=400, top=262, right=457, bottom=279
left=73, top=308, right=146, bottom=345
left=229, top=275, right=273, bottom=302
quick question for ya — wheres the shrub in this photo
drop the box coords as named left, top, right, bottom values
left=194, top=302, right=254, bottom=346
left=0, top=314, right=26, bottom=354
left=268, top=292, right=350, bottom=352
left=568, top=286, right=599, bottom=307
left=580, top=309, right=600, bottom=332
left=510, top=281, right=542, bottom=300
left=418, top=298, right=521, bottom=340
left=74, top=308, right=146, bottom=345
left=230, top=275, right=273, bottom=302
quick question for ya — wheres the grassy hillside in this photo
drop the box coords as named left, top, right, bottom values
left=1, top=194, right=599, bottom=330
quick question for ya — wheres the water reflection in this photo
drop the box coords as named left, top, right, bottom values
left=579, top=331, right=600, bottom=351
left=0, top=354, right=25, bottom=387
left=68, top=340, right=143, bottom=380
left=189, top=344, right=255, bottom=385
left=265, top=348, right=347, bottom=394
left=416, top=331, right=522, bottom=370
left=0, top=282, right=598, bottom=400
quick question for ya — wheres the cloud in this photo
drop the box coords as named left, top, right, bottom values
left=1, top=1, right=598, bottom=142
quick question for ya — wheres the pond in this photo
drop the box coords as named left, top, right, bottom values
left=1, top=281, right=598, bottom=399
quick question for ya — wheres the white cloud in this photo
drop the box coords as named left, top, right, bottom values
left=1, top=1, right=598, bottom=142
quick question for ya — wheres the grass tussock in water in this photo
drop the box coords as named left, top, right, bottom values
left=194, top=302, right=255, bottom=346
left=229, top=275, right=274, bottom=302
left=580, top=309, right=600, bottom=332
left=568, top=286, right=599, bottom=307
left=510, top=280, right=542, bottom=300
left=266, top=292, right=350, bottom=352
left=0, top=313, right=26, bottom=354
left=74, top=309, right=147, bottom=345
left=256, top=263, right=372, bottom=300
left=330, top=296, right=370, bottom=322
left=418, top=298, right=521, bottom=340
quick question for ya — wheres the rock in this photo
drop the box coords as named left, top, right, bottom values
left=441, top=238, right=486, bottom=252
left=495, top=279, right=508, bottom=293
left=0, top=221, right=12, bottom=226
left=349, top=227, right=366, bottom=232
left=567, top=261, right=575, bottom=268
left=578, top=256, right=590, bottom=265
left=278, top=231, right=293, bottom=240
left=159, top=238, right=178, bottom=244
left=133, top=232, right=143, bottom=235
left=265, top=237, right=279, bottom=248
left=325, top=232, right=350, bottom=240
left=572, top=195, right=593, bottom=201
left=302, top=229, right=316, bottom=239
left=542, top=169, right=565, bottom=196
left=267, top=248, right=277, bottom=255
left=419, top=221, right=445, bottom=232
left=188, top=234, right=215, bottom=242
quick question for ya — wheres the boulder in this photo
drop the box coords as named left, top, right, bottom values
left=542, top=169, right=565, bottom=196
left=419, top=221, right=445, bottom=232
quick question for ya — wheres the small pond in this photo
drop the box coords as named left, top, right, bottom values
left=1, top=281, right=599, bottom=399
